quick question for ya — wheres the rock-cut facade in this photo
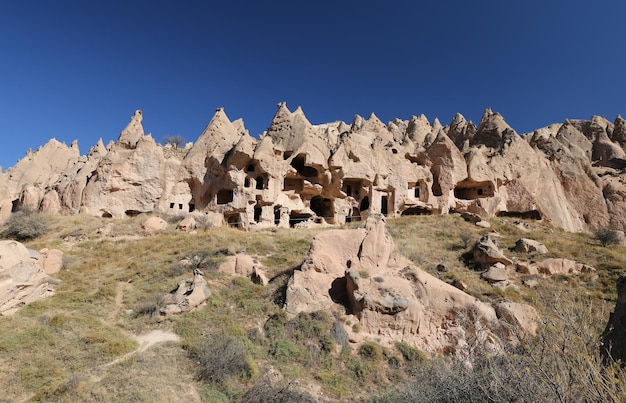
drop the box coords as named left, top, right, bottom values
left=2, top=103, right=626, bottom=232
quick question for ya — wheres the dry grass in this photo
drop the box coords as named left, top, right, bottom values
left=0, top=213, right=624, bottom=401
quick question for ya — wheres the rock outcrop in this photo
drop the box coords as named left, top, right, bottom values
left=159, top=269, right=211, bottom=316
left=1, top=105, right=626, bottom=234
left=284, top=215, right=537, bottom=355
left=0, top=240, right=58, bottom=315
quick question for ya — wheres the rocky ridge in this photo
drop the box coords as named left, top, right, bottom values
left=2, top=105, right=626, bottom=233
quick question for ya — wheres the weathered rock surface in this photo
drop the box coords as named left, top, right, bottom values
left=142, top=217, right=168, bottom=233
left=514, top=238, right=548, bottom=254
left=218, top=254, right=268, bottom=285
left=535, top=258, right=596, bottom=275
left=0, top=240, right=57, bottom=315
left=159, top=270, right=211, bottom=315
left=1, top=105, right=626, bottom=234
left=38, top=248, right=64, bottom=274
left=473, top=235, right=513, bottom=267
left=284, top=215, right=537, bottom=355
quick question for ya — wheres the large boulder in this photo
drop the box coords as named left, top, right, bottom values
left=142, top=217, right=168, bottom=233
left=514, top=238, right=548, bottom=254
left=159, top=270, right=211, bottom=316
left=284, top=215, right=536, bottom=355
left=473, top=235, right=513, bottom=267
left=0, top=240, right=57, bottom=315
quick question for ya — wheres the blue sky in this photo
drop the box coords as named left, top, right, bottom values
left=1, top=1, right=625, bottom=169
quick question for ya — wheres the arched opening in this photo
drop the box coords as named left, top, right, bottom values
left=284, top=177, right=303, bottom=192
left=496, top=210, right=542, bottom=220
left=274, top=207, right=281, bottom=225
left=189, top=202, right=195, bottom=213
left=254, top=206, right=262, bottom=223
left=225, top=213, right=240, bottom=228
left=454, top=181, right=495, bottom=200
left=217, top=189, right=234, bottom=205
left=329, top=276, right=351, bottom=313
left=101, top=211, right=113, bottom=218
left=244, top=177, right=251, bottom=188
left=401, top=206, right=432, bottom=216
left=289, top=212, right=312, bottom=227
left=360, top=196, right=370, bottom=211
left=255, top=176, right=265, bottom=190
left=381, top=196, right=389, bottom=215
left=290, top=154, right=319, bottom=178
left=246, top=163, right=255, bottom=172
left=310, top=196, right=334, bottom=222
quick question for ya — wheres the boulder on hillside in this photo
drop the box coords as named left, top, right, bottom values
left=535, top=258, right=596, bottom=275
left=481, top=263, right=509, bottom=283
left=473, top=235, right=513, bottom=267
left=159, top=269, right=211, bottom=316
left=219, top=254, right=268, bottom=285
left=0, top=240, right=58, bottom=315
left=514, top=238, right=548, bottom=254
left=142, top=216, right=168, bottom=233
left=39, top=248, right=64, bottom=274
left=284, top=214, right=537, bottom=356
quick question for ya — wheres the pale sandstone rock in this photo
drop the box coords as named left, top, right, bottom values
left=2, top=105, right=626, bottom=237
left=160, top=270, right=211, bottom=316
left=0, top=240, right=57, bottom=315
left=176, top=216, right=196, bottom=231
left=514, top=238, right=548, bottom=254
left=38, top=248, right=64, bottom=274
left=473, top=235, right=513, bottom=267
left=535, top=258, right=596, bottom=275
left=142, top=217, right=168, bottom=233
left=481, top=263, right=509, bottom=283
left=219, top=254, right=266, bottom=285
left=284, top=215, right=535, bottom=355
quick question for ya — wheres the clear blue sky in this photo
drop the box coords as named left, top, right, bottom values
left=1, top=0, right=625, bottom=169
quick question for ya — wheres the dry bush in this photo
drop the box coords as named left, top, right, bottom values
left=2, top=211, right=48, bottom=241
left=194, top=330, right=257, bottom=385
left=594, top=227, right=622, bottom=247
left=371, top=291, right=626, bottom=403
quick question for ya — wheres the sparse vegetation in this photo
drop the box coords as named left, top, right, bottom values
left=0, top=213, right=625, bottom=401
left=594, top=226, right=622, bottom=247
left=2, top=211, right=49, bottom=240
left=164, top=135, right=185, bottom=148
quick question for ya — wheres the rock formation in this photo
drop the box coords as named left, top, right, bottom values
left=284, top=215, right=537, bottom=355
left=0, top=240, right=58, bottom=315
left=159, top=269, right=211, bottom=316
left=1, top=104, right=626, bottom=233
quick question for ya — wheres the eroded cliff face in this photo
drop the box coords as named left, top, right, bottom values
left=2, top=104, right=626, bottom=232
left=284, top=215, right=537, bottom=355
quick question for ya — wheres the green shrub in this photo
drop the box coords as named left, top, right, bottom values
left=593, top=227, right=621, bottom=247
left=3, top=212, right=48, bottom=241
left=358, top=341, right=383, bottom=361
left=395, top=342, right=426, bottom=363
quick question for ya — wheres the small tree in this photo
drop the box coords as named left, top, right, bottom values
left=164, top=135, right=185, bottom=148
left=593, top=227, right=621, bottom=247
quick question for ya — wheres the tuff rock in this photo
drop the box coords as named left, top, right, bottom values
left=284, top=215, right=537, bottom=355
left=0, top=105, right=625, bottom=234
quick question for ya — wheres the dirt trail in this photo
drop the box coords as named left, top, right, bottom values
left=100, top=281, right=181, bottom=369
left=103, top=330, right=181, bottom=368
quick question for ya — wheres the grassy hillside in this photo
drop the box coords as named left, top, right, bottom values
left=0, top=213, right=625, bottom=402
